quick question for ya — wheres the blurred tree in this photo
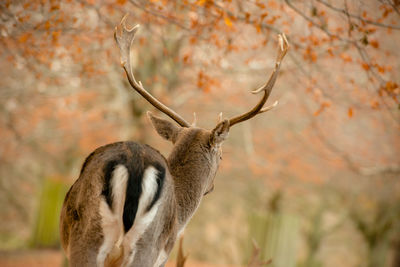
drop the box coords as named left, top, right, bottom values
left=0, top=0, right=399, bottom=266
left=29, top=176, right=69, bottom=248
left=247, top=191, right=299, bottom=267
left=349, top=191, right=400, bottom=267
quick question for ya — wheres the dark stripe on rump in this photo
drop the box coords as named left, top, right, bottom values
left=123, top=143, right=145, bottom=233
left=99, top=142, right=167, bottom=233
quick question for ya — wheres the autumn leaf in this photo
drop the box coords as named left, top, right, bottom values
left=370, top=100, right=380, bottom=109
left=256, top=2, right=266, bottom=9
left=348, top=107, right=353, bottom=118
left=50, top=3, right=60, bottom=11
left=182, top=54, right=190, bottom=64
left=369, top=40, right=379, bottom=48
left=385, top=81, right=399, bottom=93
left=340, top=53, right=352, bottom=63
left=362, top=11, right=368, bottom=18
left=18, top=33, right=32, bottom=43
left=196, top=0, right=207, bottom=6
left=189, top=36, right=197, bottom=44
left=376, top=64, right=385, bottom=73
left=304, top=47, right=317, bottom=62
left=260, top=12, right=268, bottom=21
left=256, top=24, right=262, bottom=33
left=197, top=70, right=204, bottom=89
left=245, top=12, right=251, bottom=22
left=313, top=102, right=330, bottom=116
left=361, top=62, right=370, bottom=70
left=224, top=16, right=233, bottom=27
left=116, top=0, right=127, bottom=5
left=52, top=31, right=60, bottom=43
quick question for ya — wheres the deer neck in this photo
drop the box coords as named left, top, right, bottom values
left=167, top=154, right=210, bottom=228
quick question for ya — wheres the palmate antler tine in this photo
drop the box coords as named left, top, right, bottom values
left=228, top=33, right=289, bottom=127
left=115, top=14, right=191, bottom=128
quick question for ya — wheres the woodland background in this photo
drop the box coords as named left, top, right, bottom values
left=0, top=0, right=399, bottom=266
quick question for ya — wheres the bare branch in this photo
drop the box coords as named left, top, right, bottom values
left=316, top=0, right=400, bottom=30
left=128, top=0, right=192, bottom=31
left=284, top=0, right=353, bottom=43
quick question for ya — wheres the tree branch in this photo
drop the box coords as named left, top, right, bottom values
left=316, top=0, right=400, bottom=30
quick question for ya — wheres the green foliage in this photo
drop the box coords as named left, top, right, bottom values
left=29, top=177, right=69, bottom=248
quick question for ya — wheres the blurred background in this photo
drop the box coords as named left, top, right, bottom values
left=0, top=0, right=399, bottom=266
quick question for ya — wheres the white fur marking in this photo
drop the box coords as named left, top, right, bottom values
left=177, top=228, right=185, bottom=239
left=97, top=165, right=129, bottom=267
left=111, top=165, right=129, bottom=247
left=122, top=166, right=161, bottom=266
left=154, top=249, right=168, bottom=267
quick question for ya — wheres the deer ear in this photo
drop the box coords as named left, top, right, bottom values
left=147, top=111, right=182, bottom=143
left=210, top=119, right=230, bottom=147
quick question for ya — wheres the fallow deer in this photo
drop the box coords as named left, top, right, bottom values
left=59, top=14, right=289, bottom=267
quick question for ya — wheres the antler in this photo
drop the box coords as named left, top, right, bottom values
left=228, top=33, right=289, bottom=127
left=114, top=14, right=191, bottom=127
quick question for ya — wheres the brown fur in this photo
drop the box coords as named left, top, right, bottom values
left=60, top=112, right=229, bottom=266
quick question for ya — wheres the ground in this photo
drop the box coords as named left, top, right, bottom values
left=0, top=249, right=235, bottom=267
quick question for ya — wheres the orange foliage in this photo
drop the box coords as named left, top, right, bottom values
left=348, top=107, right=353, bottom=118
left=369, top=40, right=379, bottom=49
left=340, top=53, right=352, bottom=63
left=361, top=62, right=370, bottom=70
left=224, top=17, right=233, bottom=27
left=1, top=0, right=399, bottom=196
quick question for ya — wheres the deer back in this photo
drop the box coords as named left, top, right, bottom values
left=60, top=141, right=178, bottom=266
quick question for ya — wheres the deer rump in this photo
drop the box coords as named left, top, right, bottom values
left=60, top=142, right=168, bottom=267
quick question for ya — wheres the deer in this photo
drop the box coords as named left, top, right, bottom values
left=59, top=14, right=289, bottom=267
